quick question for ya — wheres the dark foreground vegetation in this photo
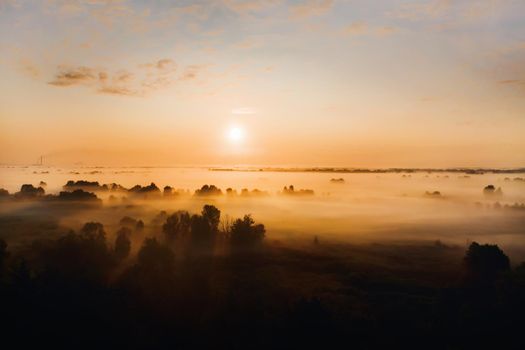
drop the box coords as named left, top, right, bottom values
left=1, top=204, right=525, bottom=349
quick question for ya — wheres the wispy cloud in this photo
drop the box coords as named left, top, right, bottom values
left=48, top=59, right=206, bottom=96
left=341, top=22, right=398, bottom=37
left=223, top=0, right=281, bottom=15
left=389, top=0, right=514, bottom=28
left=342, top=22, right=367, bottom=36
left=48, top=66, right=99, bottom=87
left=498, top=80, right=522, bottom=85
left=17, top=58, right=41, bottom=79
left=232, top=107, right=257, bottom=115
left=391, top=0, right=452, bottom=21
left=289, top=0, right=333, bottom=19
left=497, top=79, right=525, bottom=93
left=180, top=65, right=207, bottom=81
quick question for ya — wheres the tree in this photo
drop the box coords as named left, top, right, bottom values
left=57, top=189, right=100, bottom=202
left=137, top=238, right=174, bottom=273
left=0, top=239, right=7, bottom=272
left=120, top=216, right=137, bottom=227
left=115, top=227, right=132, bottom=260
left=201, top=205, right=220, bottom=233
left=163, top=211, right=191, bottom=241
left=80, top=222, right=106, bottom=242
left=190, top=214, right=213, bottom=246
left=129, top=182, right=160, bottom=194
left=15, top=184, right=45, bottom=198
left=0, top=239, right=6, bottom=259
left=194, top=184, right=222, bottom=196
left=44, top=228, right=113, bottom=284
left=185, top=205, right=222, bottom=250
left=464, top=242, right=510, bottom=283
left=163, top=186, right=174, bottom=197
left=230, top=215, right=265, bottom=247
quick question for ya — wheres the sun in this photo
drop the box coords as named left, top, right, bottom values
left=227, top=126, right=245, bottom=143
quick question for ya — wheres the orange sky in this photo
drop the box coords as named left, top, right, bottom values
left=1, top=0, right=524, bottom=167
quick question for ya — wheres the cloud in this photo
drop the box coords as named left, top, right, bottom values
left=485, top=43, right=525, bottom=93
left=389, top=0, right=515, bottom=30
left=48, top=66, right=98, bottom=86
left=97, top=85, right=137, bottom=96
left=290, top=0, right=333, bottom=19
left=342, top=22, right=367, bottom=36
left=375, top=26, right=397, bottom=36
left=498, top=80, right=522, bottom=85
left=392, top=0, right=452, bottom=21
left=140, top=59, right=177, bottom=74
left=0, top=0, right=22, bottom=11
left=234, top=37, right=264, bottom=49
left=222, top=0, right=281, bottom=15
left=497, top=79, right=525, bottom=93
left=17, top=58, right=41, bottom=79
left=48, top=59, right=205, bottom=96
left=232, top=107, right=257, bottom=115
left=179, top=65, right=206, bottom=81
left=341, top=22, right=398, bottom=38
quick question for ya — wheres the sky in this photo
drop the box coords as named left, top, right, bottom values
left=0, top=0, right=524, bottom=168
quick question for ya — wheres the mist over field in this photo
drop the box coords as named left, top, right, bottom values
left=2, top=165, right=525, bottom=257
left=2, top=165, right=525, bottom=348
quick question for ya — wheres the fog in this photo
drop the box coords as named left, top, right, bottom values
left=2, top=165, right=524, bottom=258
left=2, top=166, right=525, bottom=348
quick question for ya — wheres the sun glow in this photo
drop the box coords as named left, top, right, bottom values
left=227, top=126, right=245, bottom=143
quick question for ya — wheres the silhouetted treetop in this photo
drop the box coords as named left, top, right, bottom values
left=42, top=228, right=113, bottom=283
left=194, top=184, right=222, bottom=196
left=281, top=185, right=314, bottom=196
left=80, top=222, right=106, bottom=242
left=137, top=238, right=174, bottom=273
left=483, top=185, right=503, bottom=197
left=230, top=215, right=265, bottom=247
left=63, top=180, right=129, bottom=193
left=15, top=184, right=45, bottom=198
left=190, top=214, right=214, bottom=247
left=151, top=210, right=168, bottom=225
left=108, top=183, right=127, bottom=191
left=202, top=205, right=220, bottom=232
left=240, top=188, right=269, bottom=197
left=64, top=180, right=103, bottom=190
left=163, top=186, right=178, bottom=197
left=120, top=216, right=138, bottom=227
left=464, top=242, right=510, bottom=283
left=115, top=227, right=132, bottom=261
left=484, top=185, right=496, bottom=192
left=0, top=239, right=7, bottom=269
left=425, top=191, right=442, bottom=197
left=163, top=211, right=191, bottom=241
left=129, top=182, right=161, bottom=195
left=57, top=189, right=101, bottom=202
